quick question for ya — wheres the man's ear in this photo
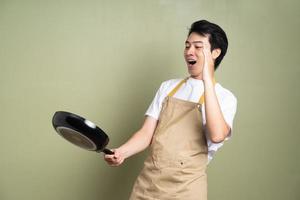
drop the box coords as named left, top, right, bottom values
left=212, top=48, right=221, bottom=59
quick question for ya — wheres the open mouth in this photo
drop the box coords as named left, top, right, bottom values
left=188, top=60, right=197, bottom=65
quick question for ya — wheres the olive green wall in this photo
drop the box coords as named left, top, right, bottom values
left=1, top=0, right=299, bottom=199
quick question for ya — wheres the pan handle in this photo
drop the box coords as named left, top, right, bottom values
left=102, top=148, right=114, bottom=155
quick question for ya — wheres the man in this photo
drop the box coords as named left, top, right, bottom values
left=104, top=20, right=237, bottom=200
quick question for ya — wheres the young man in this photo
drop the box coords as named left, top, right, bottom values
left=104, top=20, right=237, bottom=200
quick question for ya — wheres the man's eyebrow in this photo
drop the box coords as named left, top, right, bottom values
left=185, top=41, right=204, bottom=44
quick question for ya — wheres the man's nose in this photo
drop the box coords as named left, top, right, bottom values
left=186, top=46, right=194, bottom=55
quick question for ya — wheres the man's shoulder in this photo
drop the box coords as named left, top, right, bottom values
left=215, top=83, right=237, bottom=102
left=161, top=78, right=183, bottom=86
left=159, top=78, right=184, bottom=90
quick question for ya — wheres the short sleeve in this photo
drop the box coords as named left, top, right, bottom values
left=218, top=90, right=237, bottom=138
left=145, top=82, right=167, bottom=120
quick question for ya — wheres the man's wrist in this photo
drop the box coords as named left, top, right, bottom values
left=203, top=76, right=215, bottom=86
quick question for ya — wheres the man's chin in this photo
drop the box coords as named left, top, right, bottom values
left=187, top=71, right=203, bottom=80
left=187, top=69, right=196, bottom=75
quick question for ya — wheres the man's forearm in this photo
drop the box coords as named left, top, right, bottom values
left=203, top=79, right=230, bottom=143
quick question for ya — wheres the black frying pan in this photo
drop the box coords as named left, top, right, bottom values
left=52, top=111, right=114, bottom=154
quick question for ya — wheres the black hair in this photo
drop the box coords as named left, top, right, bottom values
left=188, top=20, right=228, bottom=69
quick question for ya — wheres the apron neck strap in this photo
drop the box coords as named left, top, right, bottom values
left=167, top=77, right=189, bottom=97
left=167, top=77, right=216, bottom=105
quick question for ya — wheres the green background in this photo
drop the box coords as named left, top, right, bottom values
left=1, top=0, right=299, bottom=199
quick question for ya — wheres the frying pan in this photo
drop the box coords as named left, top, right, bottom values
left=52, top=111, right=114, bottom=154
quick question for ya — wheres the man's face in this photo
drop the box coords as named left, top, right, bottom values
left=184, top=32, right=211, bottom=79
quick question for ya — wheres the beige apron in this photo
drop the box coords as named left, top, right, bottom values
left=130, top=78, right=208, bottom=200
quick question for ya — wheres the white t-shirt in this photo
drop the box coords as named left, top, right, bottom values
left=145, top=77, right=237, bottom=162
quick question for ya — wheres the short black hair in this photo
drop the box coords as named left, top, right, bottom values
left=188, top=20, right=228, bottom=69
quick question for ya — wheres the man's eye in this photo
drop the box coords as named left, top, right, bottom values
left=196, top=46, right=203, bottom=49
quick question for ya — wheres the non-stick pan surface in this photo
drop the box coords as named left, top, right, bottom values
left=52, top=111, right=113, bottom=154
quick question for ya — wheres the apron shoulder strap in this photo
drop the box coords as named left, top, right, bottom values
left=167, top=77, right=216, bottom=105
left=167, top=78, right=188, bottom=97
